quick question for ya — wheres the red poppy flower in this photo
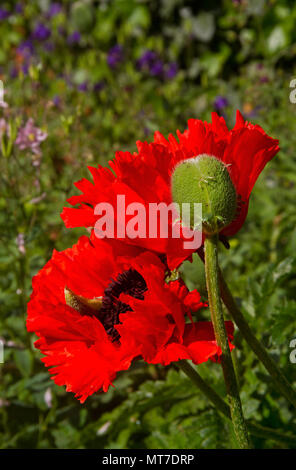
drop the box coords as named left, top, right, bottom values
left=61, top=110, right=279, bottom=269
left=27, top=234, right=233, bottom=402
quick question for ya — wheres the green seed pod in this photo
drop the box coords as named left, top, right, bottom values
left=64, top=287, right=103, bottom=315
left=171, top=154, right=237, bottom=235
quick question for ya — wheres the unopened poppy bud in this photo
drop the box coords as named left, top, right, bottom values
left=64, top=287, right=103, bottom=315
left=171, top=154, right=237, bottom=235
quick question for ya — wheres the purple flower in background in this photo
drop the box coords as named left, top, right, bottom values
left=32, top=23, right=51, bottom=41
left=137, top=50, right=157, bottom=69
left=0, top=7, right=10, bottom=20
left=77, top=81, right=88, bottom=92
left=150, top=59, right=164, bottom=77
left=15, top=119, right=48, bottom=155
left=107, top=45, right=124, bottom=68
left=17, top=39, right=34, bottom=57
left=137, top=50, right=176, bottom=80
left=11, top=63, right=30, bottom=78
left=15, top=3, right=23, bottom=14
left=165, top=62, right=178, bottom=80
left=214, top=96, right=229, bottom=112
left=93, top=81, right=105, bottom=93
left=22, top=63, right=30, bottom=75
left=52, top=95, right=61, bottom=107
left=47, top=3, right=62, bottom=18
left=260, top=76, right=269, bottom=83
left=14, top=41, right=34, bottom=77
left=67, top=31, right=81, bottom=45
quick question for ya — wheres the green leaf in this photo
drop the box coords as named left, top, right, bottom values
left=14, top=350, right=33, bottom=377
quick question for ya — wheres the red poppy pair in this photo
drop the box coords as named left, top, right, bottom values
left=27, top=111, right=279, bottom=401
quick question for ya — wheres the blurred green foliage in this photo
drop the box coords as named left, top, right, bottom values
left=0, top=0, right=296, bottom=449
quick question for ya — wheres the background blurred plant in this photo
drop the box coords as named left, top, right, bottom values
left=0, top=0, right=296, bottom=449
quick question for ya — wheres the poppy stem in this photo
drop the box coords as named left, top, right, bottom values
left=177, top=360, right=296, bottom=447
left=177, top=360, right=230, bottom=418
left=218, top=270, right=296, bottom=409
left=198, top=247, right=296, bottom=409
left=204, top=234, right=252, bottom=449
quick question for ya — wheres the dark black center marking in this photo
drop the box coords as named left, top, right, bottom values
left=99, top=268, right=147, bottom=342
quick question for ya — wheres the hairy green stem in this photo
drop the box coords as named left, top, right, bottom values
left=198, top=246, right=296, bottom=410
left=219, top=270, right=296, bottom=409
left=177, top=360, right=296, bottom=447
left=177, top=360, right=230, bottom=418
left=204, top=235, right=252, bottom=448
